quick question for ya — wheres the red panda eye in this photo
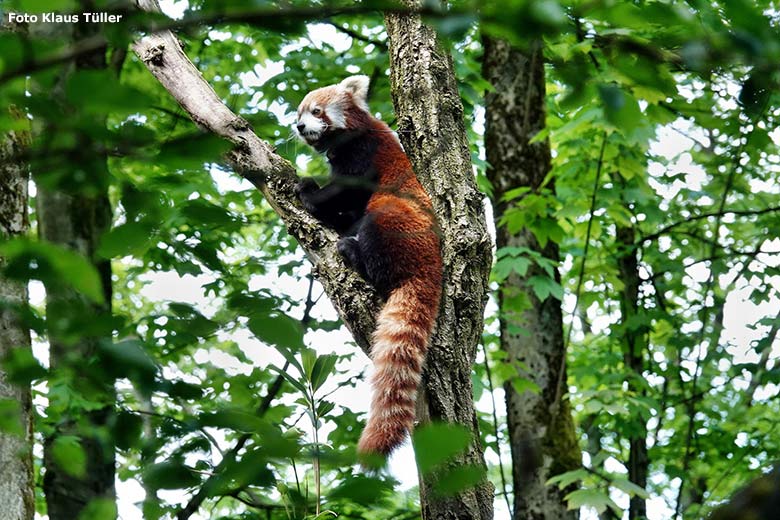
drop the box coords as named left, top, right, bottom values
left=312, top=108, right=322, bottom=116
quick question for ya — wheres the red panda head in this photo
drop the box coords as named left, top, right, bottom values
left=295, top=75, right=370, bottom=147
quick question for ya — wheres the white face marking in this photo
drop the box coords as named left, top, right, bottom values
left=326, top=103, right=346, bottom=129
left=295, top=107, right=327, bottom=142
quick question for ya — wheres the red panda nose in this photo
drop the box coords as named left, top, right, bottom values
left=296, top=123, right=305, bottom=132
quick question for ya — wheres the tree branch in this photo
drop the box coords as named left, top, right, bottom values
left=132, top=0, right=381, bottom=358
left=639, top=205, right=780, bottom=246
left=0, top=2, right=447, bottom=84
left=324, top=20, right=389, bottom=50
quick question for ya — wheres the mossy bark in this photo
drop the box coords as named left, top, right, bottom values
left=483, top=37, right=581, bottom=519
left=0, top=108, right=35, bottom=520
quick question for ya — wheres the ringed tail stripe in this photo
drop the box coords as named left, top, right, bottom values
left=357, top=278, right=441, bottom=457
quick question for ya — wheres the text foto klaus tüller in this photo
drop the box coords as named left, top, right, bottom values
left=6, top=12, right=124, bottom=23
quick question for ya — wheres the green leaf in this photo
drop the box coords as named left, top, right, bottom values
left=0, top=399, right=23, bottom=436
left=433, top=464, right=486, bottom=496
left=77, top=498, right=117, bottom=520
left=493, top=256, right=531, bottom=282
left=301, top=347, right=317, bottom=380
left=114, top=411, right=143, bottom=451
left=212, top=448, right=276, bottom=493
left=739, top=73, right=771, bottom=116
left=317, top=400, right=335, bottom=417
left=310, top=354, right=338, bottom=392
left=247, top=313, right=304, bottom=350
left=0, top=239, right=105, bottom=304
left=565, top=488, right=621, bottom=514
left=143, top=460, right=200, bottom=490
left=98, top=339, right=158, bottom=384
left=51, top=435, right=87, bottom=478
left=511, top=376, right=541, bottom=396
left=413, top=423, right=472, bottom=474
left=198, top=409, right=267, bottom=432
left=156, top=133, right=230, bottom=170
left=272, top=366, right=308, bottom=395
left=528, top=275, right=564, bottom=301
left=612, top=477, right=649, bottom=499
left=597, top=84, right=642, bottom=132
left=179, top=199, right=237, bottom=227
left=65, top=70, right=154, bottom=114
left=2, top=347, right=47, bottom=384
left=547, top=468, right=588, bottom=489
left=97, top=221, right=155, bottom=258
left=162, top=380, right=204, bottom=400
left=329, top=475, right=394, bottom=505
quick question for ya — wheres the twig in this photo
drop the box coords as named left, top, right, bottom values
left=176, top=273, right=317, bottom=520
left=553, top=131, right=608, bottom=411
left=639, top=205, right=780, bottom=245
left=324, top=20, right=388, bottom=49
left=481, top=343, right=513, bottom=517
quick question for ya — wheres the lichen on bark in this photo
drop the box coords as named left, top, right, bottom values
left=0, top=108, right=35, bottom=520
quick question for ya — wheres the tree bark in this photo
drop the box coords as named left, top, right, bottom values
left=482, top=37, right=581, bottom=519
left=615, top=222, right=648, bottom=519
left=709, top=465, right=780, bottom=520
left=0, top=108, right=35, bottom=520
left=39, top=7, right=116, bottom=518
left=385, top=5, right=494, bottom=520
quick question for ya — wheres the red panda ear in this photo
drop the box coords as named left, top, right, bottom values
left=340, top=75, right=370, bottom=109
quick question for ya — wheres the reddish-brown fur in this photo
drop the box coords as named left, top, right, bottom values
left=298, top=80, right=443, bottom=457
left=358, top=127, right=442, bottom=456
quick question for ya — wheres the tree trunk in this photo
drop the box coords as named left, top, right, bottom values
left=0, top=108, right=35, bottom=520
left=708, top=465, right=780, bottom=520
left=384, top=6, right=494, bottom=520
left=39, top=9, right=116, bottom=519
left=482, top=37, right=581, bottom=519
left=615, top=222, right=648, bottom=520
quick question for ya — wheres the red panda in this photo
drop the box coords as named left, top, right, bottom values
left=294, top=75, right=443, bottom=458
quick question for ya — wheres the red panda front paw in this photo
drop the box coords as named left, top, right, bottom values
left=337, top=236, right=361, bottom=269
left=295, top=178, right=319, bottom=198
left=295, top=178, right=321, bottom=215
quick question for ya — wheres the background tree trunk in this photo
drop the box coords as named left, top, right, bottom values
left=0, top=108, right=35, bottom=520
left=482, top=37, right=581, bottom=519
left=385, top=6, right=494, bottom=520
left=39, top=9, right=116, bottom=519
left=614, top=213, right=648, bottom=519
